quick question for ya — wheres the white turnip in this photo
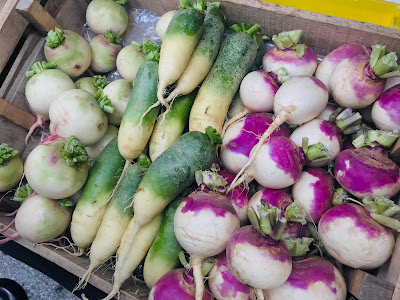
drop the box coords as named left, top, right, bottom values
left=0, top=144, right=23, bottom=192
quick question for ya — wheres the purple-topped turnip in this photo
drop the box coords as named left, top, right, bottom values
left=263, top=29, right=318, bottom=77
left=0, top=144, right=23, bottom=192
left=174, top=185, right=240, bottom=299
left=317, top=104, right=336, bottom=121
left=90, top=30, right=122, bottom=73
left=221, top=112, right=290, bottom=174
left=208, top=252, right=251, bottom=300
left=49, top=89, right=108, bottom=146
left=264, top=256, right=347, bottom=300
left=86, top=0, right=128, bottom=36
left=44, top=28, right=91, bottom=77
left=319, top=203, right=394, bottom=269
left=103, top=79, right=132, bottom=126
left=334, top=147, right=400, bottom=198
left=292, top=168, right=334, bottom=222
left=24, top=137, right=91, bottom=199
left=371, top=85, right=400, bottom=131
left=329, top=44, right=399, bottom=108
left=149, top=268, right=213, bottom=300
left=75, top=75, right=108, bottom=97
left=315, top=43, right=370, bottom=93
left=384, top=77, right=400, bottom=91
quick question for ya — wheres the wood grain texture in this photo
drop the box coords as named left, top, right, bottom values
left=0, top=216, right=149, bottom=300
left=0, top=97, right=36, bottom=130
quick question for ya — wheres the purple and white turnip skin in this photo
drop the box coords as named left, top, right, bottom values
left=220, top=112, right=290, bottom=174
left=318, top=203, right=395, bottom=269
left=292, top=168, right=334, bottom=222
left=226, top=225, right=292, bottom=290
left=49, top=89, right=108, bottom=146
left=103, top=79, right=132, bottom=126
left=116, top=44, right=147, bottom=83
left=44, top=29, right=91, bottom=77
left=86, top=0, right=128, bottom=36
left=334, top=147, right=400, bottom=199
left=15, top=195, right=72, bottom=243
left=329, top=55, right=385, bottom=109
left=208, top=252, right=251, bottom=300
left=384, top=77, right=400, bottom=91
left=174, top=190, right=240, bottom=300
left=316, top=103, right=336, bottom=121
left=89, top=34, right=122, bottom=73
left=218, top=170, right=250, bottom=224
left=148, top=268, right=213, bottom=300
left=371, top=85, right=400, bottom=131
left=290, top=119, right=343, bottom=167
left=264, top=256, right=347, bottom=300
left=315, top=44, right=370, bottom=93
left=249, top=189, right=309, bottom=239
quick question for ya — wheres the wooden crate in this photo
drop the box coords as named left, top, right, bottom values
left=1, top=0, right=400, bottom=299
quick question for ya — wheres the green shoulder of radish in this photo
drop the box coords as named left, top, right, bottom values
left=44, top=28, right=91, bottom=77
left=189, top=23, right=262, bottom=134
left=263, top=29, right=318, bottom=77
left=86, top=0, right=128, bottom=36
left=24, top=136, right=91, bottom=201
left=90, top=29, right=122, bottom=73
left=25, top=61, right=75, bottom=144
left=75, top=75, right=108, bottom=97
left=0, top=144, right=23, bottom=192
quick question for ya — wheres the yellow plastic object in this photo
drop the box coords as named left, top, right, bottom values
left=262, top=0, right=400, bottom=28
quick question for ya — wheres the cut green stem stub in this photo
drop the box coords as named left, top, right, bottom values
left=105, top=29, right=121, bottom=44
left=284, top=202, right=307, bottom=225
left=138, top=154, right=152, bottom=167
left=363, top=195, right=400, bottom=217
left=205, top=126, right=222, bottom=145
left=93, top=75, right=108, bottom=89
left=230, top=23, right=268, bottom=48
left=272, top=29, right=304, bottom=58
left=61, top=136, right=92, bottom=166
left=304, top=141, right=331, bottom=162
left=332, top=188, right=348, bottom=206
left=95, top=89, right=115, bottom=114
left=46, top=27, right=65, bottom=48
left=13, top=184, right=34, bottom=202
left=60, top=199, right=75, bottom=208
left=283, top=237, right=313, bottom=257
left=251, top=204, right=288, bottom=240
left=0, top=143, right=19, bottom=165
left=195, top=168, right=228, bottom=193
left=369, top=45, right=399, bottom=78
left=370, top=213, right=400, bottom=232
left=26, top=61, right=57, bottom=77
left=335, top=108, right=362, bottom=133
left=114, top=0, right=127, bottom=4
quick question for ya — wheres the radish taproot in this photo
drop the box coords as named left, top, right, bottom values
left=70, top=138, right=125, bottom=253
left=329, top=44, right=399, bottom=109
left=189, top=23, right=259, bottom=134
left=163, top=4, right=226, bottom=104
left=0, top=144, right=23, bottom=192
left=89, top=30, right=122, bottom=73
left=263, top=29, right=318, bottom=77
left=24, top=137, right=91, bottom=200
left=229, top=75, right=328, bottom=191
left=44, top=28, right=91, bottom=77
left=371, top=84, right=400, bottom=131
left=103, top=79, right=132, bottom=126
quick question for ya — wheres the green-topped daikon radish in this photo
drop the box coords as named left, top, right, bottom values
left=112, top=127, right=219, bottom=296
left=0, top=144, right=23, bottom=192
left=164, top=4, right=225, bottom=104
left=75, top=155, right=150, bottom=290
left=156, top=0, right=205, bottom=108
left=85, top=125, right=118, bottom=160
left=143, top=190, right=192, bottom=288
left=70, top=138, right=125, bottom=254
left=149, top=90, right=197, bottom=161
left=189, top=23, right=260, bottom=134
left=75, top=75, right=108, bottom=97
left=102, top=214, right=163, bottom=300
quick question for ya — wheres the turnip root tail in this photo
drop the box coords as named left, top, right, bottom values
left=221, top=107, right=250, bottom=137
left=0, top=232, right=19, bottom=244
left=0, top=218, right=15, bottom=233
left=25, top=115, right=45, bottom=145
left=250, top=288, right=265, bottom=300
left=192, top=256, right=205, bottom=300
left=228, top=105, right=295, bottom=192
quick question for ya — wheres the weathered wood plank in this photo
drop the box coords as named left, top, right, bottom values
left=0, top=97, right=36, bottom=130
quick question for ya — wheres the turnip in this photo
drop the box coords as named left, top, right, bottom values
left=208, top=252, right=251, bottom=300
left=25, top=61, right=75, bottom=144
left=329, top=44, right=399, bottom=109
left=156, top=10, right=178, bottom=40
left=86, top=0, right=128, bottom=36
left=263, top=29, right=318, bottom=77
left=44, top=28, right=91, bottom=77
left=334, top=147, right=400, bottom=198
left=292, top=168, right=334, bottom=222
left=290, top=119, right=343, bottom=167
left=315, top=43, right=370, bottom=93
left=85, top=125, right=118, bottom=160
left=371, top=85, right=400, bottom=131
left=90, top=30, right=122, bottom=73
left=102, top=79, right=132, bottom=126
left=174, top=188, right=240, bottom=299
left=0, top=144, right=23, bottom=192
left=264, top=256, right=347, bottom=300
left=220, top=112, right=290, bottom=174
left=229, top=75, right=328, bottom=191
left=75, top=75, right=108, bottom=97
left=49, top=89, right=108, bottom=146
left=149, top=268, right=213, bottom=300
left=316, top=103, right=336, bottom=121
left=319, top=203, right=395, bottom=269
left=384, top=77, right=400, bottom=91
left=15, top=194, right=73, bottom=243
left=24, top=137, right=91, bottom=200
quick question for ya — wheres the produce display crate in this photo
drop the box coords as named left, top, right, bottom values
left=1, top=0, right=400, bottom=299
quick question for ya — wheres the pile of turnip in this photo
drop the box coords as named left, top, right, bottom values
left=3, top=0, right=400, bottom=300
